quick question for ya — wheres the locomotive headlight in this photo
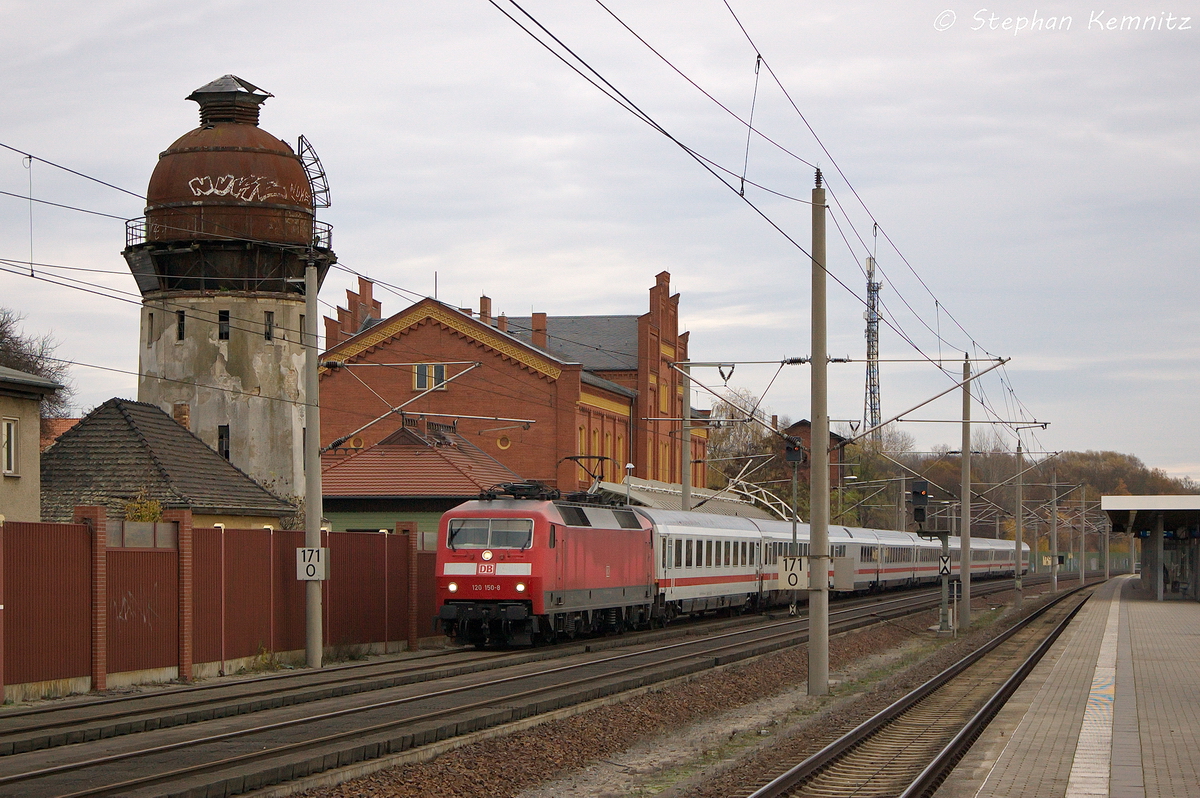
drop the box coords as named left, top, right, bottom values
left=516, top=582, right=527, bottom=592
left=448, top=582, right=458, bottom=593
left=481, top=550, right=494, bottom=561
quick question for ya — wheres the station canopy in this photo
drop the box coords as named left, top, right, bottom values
left=1102, top=495, right=1200, bottom=535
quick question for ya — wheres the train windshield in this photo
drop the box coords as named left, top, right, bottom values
left=447, top=518, right=534, bottom=550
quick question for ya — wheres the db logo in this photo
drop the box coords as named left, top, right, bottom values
left=478, top=563, right=496, bottom=575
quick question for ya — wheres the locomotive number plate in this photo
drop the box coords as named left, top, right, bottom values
left=472, top=583, right=501, bottom=591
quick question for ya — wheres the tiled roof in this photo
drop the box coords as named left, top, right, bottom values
left=40, top=398, right=294, bottom=522
left=322, top=428, right=521, bottom=498
left=507, top=315, right=640, bottom=371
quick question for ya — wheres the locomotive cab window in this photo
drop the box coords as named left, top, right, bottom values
left=447, top=518, right=533, bottom=550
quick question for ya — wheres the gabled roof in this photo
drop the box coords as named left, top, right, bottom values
left=322, top=427, right=521, bottom=498
left=322, top=298, right=568, bottom=381
left=40, top=398, right=294, bottom=522
left=507, top=315, right=640, bottom=371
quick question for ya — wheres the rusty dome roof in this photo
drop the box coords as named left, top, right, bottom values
left=144, top=76, right=314, bottom=246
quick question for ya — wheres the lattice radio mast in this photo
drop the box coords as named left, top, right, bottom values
left=863, top=256, right=882, bottom=441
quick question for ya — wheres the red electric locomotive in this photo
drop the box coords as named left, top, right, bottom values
left=436, top=484, right=656, bottom=647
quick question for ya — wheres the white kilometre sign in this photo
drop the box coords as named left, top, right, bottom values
left=780, top=556, right=809, bottom=590
left=296, top=547, right=328, bottom=581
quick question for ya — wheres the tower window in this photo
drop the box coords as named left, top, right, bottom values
left=176, top=310, right=186, bottom=341
left=147, top=312, right=154, bottom=346
left=264, top=311, right=274, bottom=341
left=217, top=425, right=230, bottom=460
left=414, top=363, right=447, bottom=390
left=218, top=310, right=230, bottom=340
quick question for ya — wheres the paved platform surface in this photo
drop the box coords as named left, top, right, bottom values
left=937, top=575, right=1200, bottom=798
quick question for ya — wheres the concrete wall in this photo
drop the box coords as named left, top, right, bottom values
left=138, top=293, right=307, bottom=497
left=0, top=393, right=43, bottom=521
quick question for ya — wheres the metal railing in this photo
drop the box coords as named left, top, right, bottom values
left=125, top=217, right=333, bottom=251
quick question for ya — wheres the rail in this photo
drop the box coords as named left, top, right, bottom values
left=746, top=581, right=1094, bottom=798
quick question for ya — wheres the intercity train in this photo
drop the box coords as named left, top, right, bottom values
left=435, top=485, right=1028, bottom=647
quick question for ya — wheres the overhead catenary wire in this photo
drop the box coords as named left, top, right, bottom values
left=572, top=1, right=1040, bottom=448
left=2, top=17, right=1041, bottom=453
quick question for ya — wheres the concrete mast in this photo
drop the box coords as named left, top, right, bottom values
left=809, top=170, right=830, bottom=696
left=959, top=355, right=972, bottom=626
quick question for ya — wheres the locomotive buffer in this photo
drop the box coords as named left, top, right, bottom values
left=912, top=481, right=952, bottom=633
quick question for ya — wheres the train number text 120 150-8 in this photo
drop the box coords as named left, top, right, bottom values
left=472, top=583, right=501, bottom=591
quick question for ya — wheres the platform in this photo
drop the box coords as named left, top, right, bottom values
left=936, top=575, right=1200, bottom=798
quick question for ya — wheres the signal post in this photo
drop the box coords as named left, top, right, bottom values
left=912, top=481, right=951, bottom=632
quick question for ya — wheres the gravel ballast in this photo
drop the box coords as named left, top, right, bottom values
left=299, top=585, right=1064, bottom=798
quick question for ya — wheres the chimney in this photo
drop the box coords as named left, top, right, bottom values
left=497, top=313, right=508, bottom=332
left=532, top=312, right=548, bottom=349
left=771, top=414, right=778, bottom=431
left=479, top=295, right=492, bottom=325
left=173, top=402, right=191, bottom=430
left=459, top=307, right=473, bottom=317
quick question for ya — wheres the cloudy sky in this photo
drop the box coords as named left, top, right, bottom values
left=2, top=1, right=1197, bottom=478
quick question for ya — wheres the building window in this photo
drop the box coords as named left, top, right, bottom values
left=264, top=311, right=274, bottom=341
left=147, top=312, right=154, bottom=346
left=218, top=310, right=230, bottom=341
left=217, top=425, right=230, bottom=460
left=176, top=310, right=186, bottom=341
left=2, top=418, right=17, bottom=475
left=414, top=363, right=446, bottom=390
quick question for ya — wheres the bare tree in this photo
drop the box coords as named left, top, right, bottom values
left=0, top=308, right=75, bottom=418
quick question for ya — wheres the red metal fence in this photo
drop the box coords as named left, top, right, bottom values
left=1, top=512, right=439, bottom=696
left=2, top=522, right=91, bottom=684
left=107, top=549, right=179, bottom=674
left=190, top=529, right=435, bottom=665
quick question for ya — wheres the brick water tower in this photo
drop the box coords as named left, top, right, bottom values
left=123, top=75, right=336, bottom=498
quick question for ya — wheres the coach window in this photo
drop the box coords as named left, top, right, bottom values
left=705, top=540, right=713, bottom=567
left=724, top=540, right=731, bottom=567
left=685, top=539, right=693, bottom=567
left=675, top=538, right=683, bottom=570
left=662, top=539, right=669, bottom=569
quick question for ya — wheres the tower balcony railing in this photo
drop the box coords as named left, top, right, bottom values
left=125, top=217, right=334, bottom=251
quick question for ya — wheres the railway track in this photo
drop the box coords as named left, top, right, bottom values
left=0, top=573, right=1077, bottom=797
left=0, top=579, right=1024, bottom=797
left=740, top=582, right=1093, bottom=798
left=0, top=576, right=1012, bottom=760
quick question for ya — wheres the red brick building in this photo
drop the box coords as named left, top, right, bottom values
left=319, top=272, right=705, bottom=493
left=781, top=419, right=848, bottom=488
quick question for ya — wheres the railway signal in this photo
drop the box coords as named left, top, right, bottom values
left=912, top=480, right=929, bottom=525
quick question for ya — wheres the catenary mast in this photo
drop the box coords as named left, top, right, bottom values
left=863, top=256, right=881, bottom=442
